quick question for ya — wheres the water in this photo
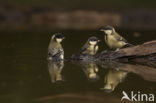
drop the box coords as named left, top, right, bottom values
left=0, top=30, right=156, bottom=103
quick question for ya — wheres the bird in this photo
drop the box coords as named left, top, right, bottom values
left=100, top=25, right=132, bottom=51
left=80, top=36, right=100, bottom=55
left=47, top=33, right=65, bottom=61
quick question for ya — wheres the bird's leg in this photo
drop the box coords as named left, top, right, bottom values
left=102, top=49, right=113, bottom=53
left=115, top=48, right=120, bottom=52
left=101, top=50, right=108, bottom=53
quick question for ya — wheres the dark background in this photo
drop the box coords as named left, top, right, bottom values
left=0, top=0, right=156, bottom=31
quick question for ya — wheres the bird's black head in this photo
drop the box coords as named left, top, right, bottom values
left=88, top=36, right=100, bottom=45
left=52, top=33, right=65, bottom=42
left=89, top=36, right=99, bottom=41
left=54, top=33, right=65, bottom=39
left=99, top=25, right=115, bottom=35
left=99, top=25, right=114, bottom=31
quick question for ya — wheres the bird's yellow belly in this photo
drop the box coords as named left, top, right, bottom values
left=84, top=45, right=98, bottom=55
left=89, top=46, right=96, bottom=55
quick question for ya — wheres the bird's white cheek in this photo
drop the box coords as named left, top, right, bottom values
left=56, top=39, right=62, bottom=43
left=89, top=41, right=97, bottom=45
left=105, top=30, right=112, bottom=35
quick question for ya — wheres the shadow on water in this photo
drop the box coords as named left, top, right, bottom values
left=0, top=30, right=156, bottom=103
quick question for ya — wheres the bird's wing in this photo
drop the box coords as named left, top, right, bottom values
left=92, top=45, right=98, bottom=54
left=48, top=48, right=60, bottom=57
left=80, top=44, right=89, bottom=54
left=115, top=33, right=128, bottom=43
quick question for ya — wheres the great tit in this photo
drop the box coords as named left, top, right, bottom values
left=80, top=36, right=100, bottom=55
left=48, top=33, right=65, bottom=60
left=100, top=26, right=132, bottom=50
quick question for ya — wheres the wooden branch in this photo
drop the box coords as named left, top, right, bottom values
left=118, top=40, right=156, bottom=56
left=69, top=40, right=156, bottom=67
left=96, top=40, right=156, bottom=61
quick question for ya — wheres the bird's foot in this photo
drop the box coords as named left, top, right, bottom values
left=115, top=48, right=120, bottom=52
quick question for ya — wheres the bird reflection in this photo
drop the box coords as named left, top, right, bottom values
left=48, top=60, right=64, bottom=83
left=81, top=62, right=99, bottom=81
left=101, top=69, right=127, bottom=92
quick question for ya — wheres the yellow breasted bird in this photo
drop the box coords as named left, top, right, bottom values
left=80, top=36, right=100, bottom=55
left=100, top=25, right=132, bottom=50
left=48, top=33, right=65, bottom=60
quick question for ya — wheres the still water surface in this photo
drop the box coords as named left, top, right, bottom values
left=0, top=30, right=156, bottom=103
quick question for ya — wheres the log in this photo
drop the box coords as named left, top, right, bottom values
left=95, top=40, right=156, bottom=62
left=70, top=40, right=156, bottom=65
